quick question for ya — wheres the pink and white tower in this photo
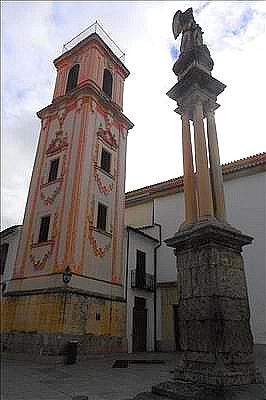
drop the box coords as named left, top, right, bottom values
left=4, top=23, right=133, bottom=355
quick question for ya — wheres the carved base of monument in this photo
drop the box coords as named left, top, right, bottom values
left=165, top=220, right=262, bottom=387
left=129, top=221, right=265, bottom=400
left=152, top=379, right=266, bottom=399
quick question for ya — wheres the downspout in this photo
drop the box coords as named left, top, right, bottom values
left=125, top=227, right=130, bottom=352
left=125, top=228, right=130, bottom=303
left=153, top=200, right=162, bottom=352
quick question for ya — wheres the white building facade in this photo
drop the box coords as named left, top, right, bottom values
left=0, top=225, right=22, bottom=292
left=124, top=226, right=161, bottom=352
left=126, top=153, right=266, bottom=350
left=2, top=154, right=265, bottom=352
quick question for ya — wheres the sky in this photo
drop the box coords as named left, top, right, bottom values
left=1, top=1, right=266, bottom=230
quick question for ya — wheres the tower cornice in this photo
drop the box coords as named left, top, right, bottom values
left=37, top=80, right=134, bottom=130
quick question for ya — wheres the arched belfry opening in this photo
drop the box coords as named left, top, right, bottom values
left=65, top=64, right=80, bottom=93
left=102, top=69, right=113, bottom=98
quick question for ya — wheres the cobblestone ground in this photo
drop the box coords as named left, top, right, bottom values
left=1, top=346, right=265, bottom=400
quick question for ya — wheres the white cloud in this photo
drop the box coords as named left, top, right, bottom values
left=1, top=1, right=265, bottom=229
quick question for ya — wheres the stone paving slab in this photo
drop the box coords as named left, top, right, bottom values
left=1, top=346, right=265, bottom=400
left=1, top=352, right=176, bottom=400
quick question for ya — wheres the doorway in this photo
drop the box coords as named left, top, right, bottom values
left=132, top=297, right=147, bottom=352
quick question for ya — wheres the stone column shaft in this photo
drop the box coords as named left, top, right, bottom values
left=207, top=110, right=226, bottom=221
left=181, top=112, right=197, bottom=224
left=193, top=101, right=214, bottom=219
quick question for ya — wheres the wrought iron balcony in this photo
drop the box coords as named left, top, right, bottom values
left=131, top=270, right=155, bottom=291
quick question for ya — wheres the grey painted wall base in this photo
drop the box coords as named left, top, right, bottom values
left=1, top=331, right=127, bottom=357
left=165, top=219, right=260, bottom=386
left=156, top=340, right=176, bottom=352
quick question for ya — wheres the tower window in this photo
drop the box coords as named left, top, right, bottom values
left=100, top=148, right=111, bottom=173
left=48, top=158, right=59, bottom=182
left=102, top=69, right=113, bottom=98
left=65, top=64, right=80, bottom=93
left=38, top=216, right=51, bottom=243
left=0, top=243, right=9, bottom=275
left=97, top=203, right=107, bottom=231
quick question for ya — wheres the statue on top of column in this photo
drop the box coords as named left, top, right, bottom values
left=172, top=8, right=203, bottom=53
left=172, top=7, right=214, bottom=78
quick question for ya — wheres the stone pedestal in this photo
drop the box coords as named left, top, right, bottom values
left=165, top=220, right=259, bottom=386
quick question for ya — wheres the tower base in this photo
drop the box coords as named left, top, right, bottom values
left=1, top=288, right=127, bottom=357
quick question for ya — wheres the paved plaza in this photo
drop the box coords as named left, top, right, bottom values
left=1, top=346, right=266, bottom=400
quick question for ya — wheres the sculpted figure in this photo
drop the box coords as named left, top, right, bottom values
left=172, top=8, right=203, bottom=53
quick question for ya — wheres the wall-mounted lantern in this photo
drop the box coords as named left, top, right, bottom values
left=62, top=266, right=72, bottom=285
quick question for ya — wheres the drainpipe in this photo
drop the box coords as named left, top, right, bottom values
left=153, top=221, right=162, bottom=352
left=125, top=228, right=130, bottom=303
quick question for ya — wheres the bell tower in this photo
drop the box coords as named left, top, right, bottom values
left=4, top=23, right=133, bottom=355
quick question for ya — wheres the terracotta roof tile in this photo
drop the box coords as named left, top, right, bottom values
left=126, top=152, right=266, bottom=199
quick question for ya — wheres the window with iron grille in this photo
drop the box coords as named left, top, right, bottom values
left=48, top=158, right=59, bottom=182
left=96, top=203, right=107, bottom=231
left=38, top=216, right=51, bottom=243
left=100, top=148, right=111, bottom=173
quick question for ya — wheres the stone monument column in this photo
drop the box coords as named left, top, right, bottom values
left=206, top=107, right=226, bottom=221
left=193, top=100, right=214, bottom=219
left=180, top=111, right=197, bottom=224
left=151, top=7, right=264, bottom=399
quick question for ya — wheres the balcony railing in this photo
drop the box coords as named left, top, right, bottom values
left=131, top=270, right=155, bottom=291
left=62, top=21, right=125, bottom=64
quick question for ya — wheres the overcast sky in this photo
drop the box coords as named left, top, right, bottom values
left=1, top=1, right=265, bottom=230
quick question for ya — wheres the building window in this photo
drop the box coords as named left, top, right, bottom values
left=136, top=250, right=146, bottom=289
left=48, top=158, right=59, bottom=182
left=65, top=64, right=80, bottom=93
left=0, top=243, right=9, bottom=275
left=96, top=203, right=107, bottom=231
left=38, top=216, right=51, bottom=243
left=102, top=69, right=113, bottom=98
left=100, top=148, right=111, bottom=174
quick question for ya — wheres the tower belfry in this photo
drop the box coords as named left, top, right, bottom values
left=4, top=22, right=133, bottom=354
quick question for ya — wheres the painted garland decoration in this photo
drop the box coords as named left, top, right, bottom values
left=40, top=155, right=67, bottom=206
left=97, top=125, right=118, bottom=149
left=40, top=181, right=63, bottom=205
left=46, top=130, right=68, bottom=155
left=94, top=162, right=113, bottom=195
left=30, top=212, right=58, bottom=271
left=30, top=249, right=53, bottom=271
left=87, top=211, right=111, bottom=258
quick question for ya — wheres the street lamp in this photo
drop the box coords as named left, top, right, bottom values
left=62, top=266, right=72, bottom=284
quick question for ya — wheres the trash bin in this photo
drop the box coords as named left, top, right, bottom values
left=65, top=340, right=78, bottom=364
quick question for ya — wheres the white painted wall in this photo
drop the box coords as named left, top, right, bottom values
left=0, top=226, right=22, bottom=290
left=154, top=192, right=184, bottom=283
left=152, top=171, right=266, bottom=344
left=225, top=172, right=266, bottom=344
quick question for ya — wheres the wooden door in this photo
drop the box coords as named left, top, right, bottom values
left=133, top=297, right=147, bottom=352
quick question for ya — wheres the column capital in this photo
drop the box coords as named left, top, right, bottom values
left=175, top=106, right=193, bottom=121
left=180, top=110, right=190, bottom=121
left=204, top=100, right=220, bottom=116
